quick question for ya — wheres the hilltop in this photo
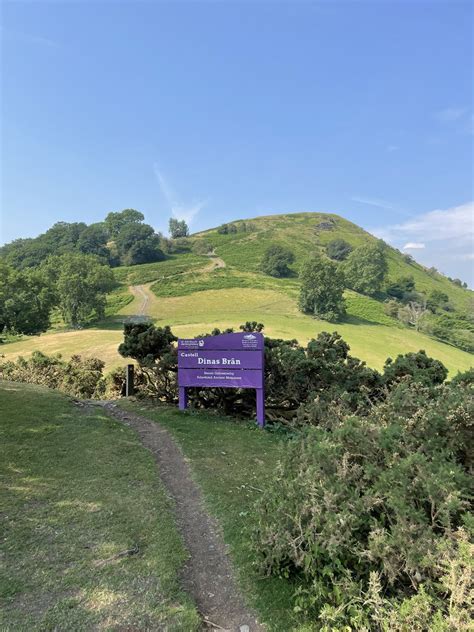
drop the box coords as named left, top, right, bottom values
left=1, top=211, right=472, bottom=374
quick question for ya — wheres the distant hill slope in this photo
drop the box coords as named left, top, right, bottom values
left=2, top=212, right=472, bottom=375
left=192, top=212, right=472, bottom=312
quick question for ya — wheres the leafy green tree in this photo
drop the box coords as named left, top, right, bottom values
left=105, top=209, right=144, bottom=237
left=168, top=218, right=189, bottom=238
left=0, top=222, right=87, bottom=269
left=298, top=254, right=346, bottom=321
left=326, top=239, right=353, bottom=261
left=426, top=290, right=450, bottom=312
left=0, top=261, right=55, bottom=334
left=76, top=223, right=109, bottom=259
left=260, top=245, right=295, bottom=277
left=342, top=243, right=388, bottom=296
left=115, top=223, right=165, bottom=265
left=386, top=276, right=415, bottom=300
left=43, top=253, right=115, bottom=327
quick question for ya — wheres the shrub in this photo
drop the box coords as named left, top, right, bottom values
left=252, top=380, right=473, bottom=628
left=383, top=350, right=448, bottom=386
left=260, top=244, right=295, bottom=277
left=326, top=239, right=353, bottom=261
left=0, top=351, right=106, bottom=398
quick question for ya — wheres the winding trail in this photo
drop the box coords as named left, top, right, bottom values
left=126, top=252, right=226, bottom=323
left=99, top=402, right=264, bottom=632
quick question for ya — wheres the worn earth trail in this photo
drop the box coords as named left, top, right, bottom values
left=99, top=402, right=264, bottom=632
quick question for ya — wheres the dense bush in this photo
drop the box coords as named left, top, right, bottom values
left=383, top=350, right=448, bottom=386
left=119, top=323, right=429, bottom=424
left=0, top=351, right=107, bottom=398
left=252, top=380, right=473, bottom=629
left=326, top=238, right=353, bottom=261
left=260, top=244, right=295, bottom=277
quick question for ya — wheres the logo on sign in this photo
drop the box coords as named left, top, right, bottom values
left=198, top=340, right=204, bottom=347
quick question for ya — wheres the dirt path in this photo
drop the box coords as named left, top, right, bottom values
left=127, top=283, right=153, bottom=322
left=99, top=402, right=264, bottom=632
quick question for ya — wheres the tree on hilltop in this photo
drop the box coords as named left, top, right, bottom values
left=105, top=209, right=144, bottom=237
left=169, top=218, right=189, bottom=239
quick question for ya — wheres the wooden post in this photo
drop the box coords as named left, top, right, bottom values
left=125, top=364, right=134, bottom=396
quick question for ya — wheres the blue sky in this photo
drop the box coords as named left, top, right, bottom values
left=1, top=1, right=473, bottom=283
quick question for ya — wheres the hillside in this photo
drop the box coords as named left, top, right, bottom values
left=1, top=212, right=472, bottom=375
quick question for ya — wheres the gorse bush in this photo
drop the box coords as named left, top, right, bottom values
left=252, top=380, right=473, bottom=630
left=0, top=351, right=108, bottom=398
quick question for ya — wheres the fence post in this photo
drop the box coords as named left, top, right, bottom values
left=125, top=364, right=135, bottom=396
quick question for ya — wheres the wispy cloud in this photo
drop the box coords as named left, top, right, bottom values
left=387, top=145, right=399, bottom=152
left=153, top=164, right=207, bottom=225
left=0, top=26, right=58, bottom=48
left=403, top=242, right=425, bottom=250
left=351, top=195, right=396, bottom=210
left=434, top=107, right=468, bottom=123
left=351, top=195, right=413, bottom=219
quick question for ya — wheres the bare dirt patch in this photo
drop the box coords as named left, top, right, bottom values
left=99, top=402, right=264, bottom=632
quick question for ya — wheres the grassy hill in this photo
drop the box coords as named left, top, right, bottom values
left=2, top=212, right=472, bottom=375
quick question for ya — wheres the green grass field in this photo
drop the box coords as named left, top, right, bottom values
left=0, top=382, right=199, bottom=631
left=2, top=284, right=472, bottom=374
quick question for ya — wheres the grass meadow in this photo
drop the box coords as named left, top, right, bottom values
left=0, top=382, right=199, bottom=631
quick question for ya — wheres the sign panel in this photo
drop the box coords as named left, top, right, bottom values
left=178, top=332, right=263, bottom=351
left=177, top=332, right=265, bottom=427
left=178, top=350, right=263, bottom=370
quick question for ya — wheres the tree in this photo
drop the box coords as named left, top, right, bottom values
left=326, top=239, right=353, bottom=261
left=76, top=223, right=109, bottom=260
left=168, top=218, right=189, bottom=239
left=0, top=261, right=55, bottom=334
left=260, top=245, right=295, bottom=277
left=427, top=290, right=450, bottom=313
left=386, top=276, right=415, bottom=300
left=105, top=209, right=144, bottom=237
left=342, top=243, right=388, bottom=296
left=115, top=223, right=165, bottom=265
left=118, top=322, right=177, bottom=367
left=298, top=254, right=346, bottom=321
left=43, top=253, right=115, bottom=327
left=397, top=300, right=429, bottom=331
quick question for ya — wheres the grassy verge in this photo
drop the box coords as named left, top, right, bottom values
left=0, top=382, right=199, bottom=631
left=119, top=401, right=313, bottom=632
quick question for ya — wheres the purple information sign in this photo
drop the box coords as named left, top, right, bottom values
left=177, top=332, right=265, bottom=427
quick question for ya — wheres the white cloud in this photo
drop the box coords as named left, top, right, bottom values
left=387, top=145, right=399, bottom=152
left=153, top=164, right=207, bottom=225
left=389, top=201, right=473, bottom=243
left=403, top=242, right=425, bottom=250
left=434, top=107, right=468, bottom=122
left=373, top=201, right=474, bottom=286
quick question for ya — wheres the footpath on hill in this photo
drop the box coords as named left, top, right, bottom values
left=98, top=401, right=263, bottom=632
left=126, top=252, right=226, bottom=323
